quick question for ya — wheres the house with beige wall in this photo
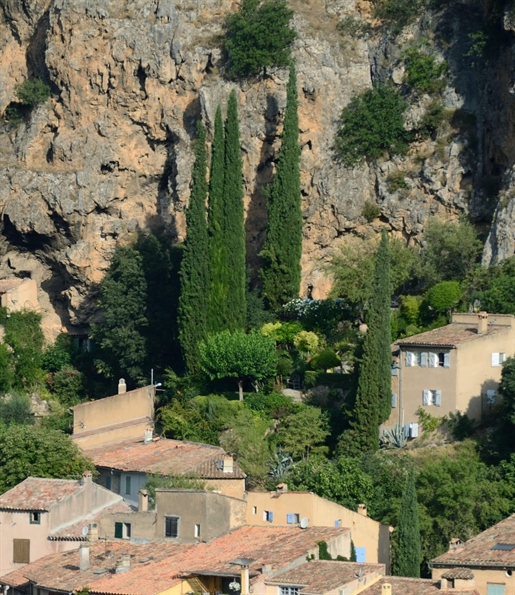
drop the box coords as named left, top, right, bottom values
left=431, top=514, right=515, bottom=595
left=246, top=487, right=390, bottom=571
left=0, top=473, right=131, bottom=578
left=388, top=312, right=515, bottom=429
left=0, top=278, right=39, bottom=313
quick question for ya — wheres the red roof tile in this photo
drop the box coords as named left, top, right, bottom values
left=82, top=437, right=246, bottom=478
left=396, top=323, right=507, bottom=348
left=0, top=477, right=85, bottom=511
left=432, top=514, right=515, bottom=568
left=360, top=576, right=478, bottom=595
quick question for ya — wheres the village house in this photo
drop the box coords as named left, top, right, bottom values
left=0, top=278, right=39, bottom=314
left=0, top=472, right=131, bottom=578
left=431, top=514, right=515, bottom=595
left=360, top=576, right=479, bottom=595
left=388, top=312, right=515, bottom=430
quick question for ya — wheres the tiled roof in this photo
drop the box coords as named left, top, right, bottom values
left=441, top=569, right=474, bottom=580
left=432, top=514, right=515, bottom=568
left=360, top=576, right=478, bottom=595
left=19, top=540, right=193, bottom=593
left=396, top=323, right=507, bottom=348
left=0, top=477, right=84, bottom=511
left=82, top=437, right=246, bottom=478
left=88, top=526, right=350, bottom=595
left=267, top=561, right=384, bottom=594
left=49, top=500, right=133, bottom=540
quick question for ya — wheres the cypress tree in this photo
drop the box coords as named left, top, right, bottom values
left=261, top=62, right=302, bottom=308
left=373, top=230, right=392, bottom=422
left=223, top=90, right=246, bottom=330
left=178, top=122, right=210, bottom=373
left=393, top=467, right=421, bottom=577
left=207, top=105, right=230, bottom=333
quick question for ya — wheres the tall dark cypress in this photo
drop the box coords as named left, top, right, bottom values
left=223, top=90, right=246, bottom=330
left=393, top=467, right=421, bottom=577
left=373, top=230, right=392, bottom=422
left=178, top=122, right=210, bottom=373
left=261, top=62, right=302, bottom=308
left=207, top=105, right=230, bottom=333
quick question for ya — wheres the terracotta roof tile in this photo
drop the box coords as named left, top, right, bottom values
left=432, top=514, right=515, bottom=568
left=441, top=569, right=474, bottom=580
left=396, top=324, right=507, bottom=348
left=360, top=576, right=478, bottom=595
left=0, top=477, right=84, bottom=511
left=82, top=437, right=246, bottom=478
left=267, top=561, right=385, bottom=594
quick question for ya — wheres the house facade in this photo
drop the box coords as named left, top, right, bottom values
left=388, top=312, right=515, bottom=429
left=0, top=473, right=131, bottom=578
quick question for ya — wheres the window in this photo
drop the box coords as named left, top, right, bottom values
left=391, top=393, right=397, bottom=408
left=264, top=511, right=274, bottom=522
left=422, top=389, right=442, bottom=406
left=105, top=476, right=111, bottom=490
left=30, top=512, right=41, bottom=524
left=406, top=352, right=427, bottom=367
left=287, top=513, right=295, bottom=524
left=114, top=522, right=131, bottom=539
left=492, top=353, right=507, bottom=367
left=487, top=389, right=497, bottom=405
left=279, top=588, right=299, bottom=595
left=194, top=524, right=201, bottom=538
left=334, top=519, right=341, bottom=528
left=13, top=539, right=30, bottom=564
left=252, top=506, right=257, bottom=515
left=165, top=516, right=179, bottom=538
left=437, top=352, right=450, bottom=368
left=355, top=547, right=366, bottom=563
left=125, top=476, right=131, bottom=495
left=487, top=584, right=505, bottom=595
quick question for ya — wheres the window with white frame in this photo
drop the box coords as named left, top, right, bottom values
left=279, top=587, right=300, bottom=595
left=194, top=524, right=201, bottom=538
left=405, top=352, right=427, bottom=367
left=492, top=353, right=507, bottom=367
left=422, top=389, right=442, bottom=406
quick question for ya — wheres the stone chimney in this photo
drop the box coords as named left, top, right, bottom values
left=448, top=538, right=463, bottom=552
left=358, top=504, right=368, bottom=517
left=276, top=483, right=288, bottom=494
left=115, top=554, right=131, bottom=573
left=223, top=456, right=234, bottom=473
left=89, top=522, right=99, bottom=542
left=382, top=583, right=392, bottom=595
left=138, top=489, right=149, bottom=512
left=79, top=543, right=90, bottom=571
left=478, top=312, right=488, bottom=335
left=143, top=427, right=153, bottom=444
left=82, top=470, right=92, bottom=484
left=240, top=566, right=250, bottom=595
left=118, top=378, right=127, bottom=394
left=261, top=564, right=273, bottom=575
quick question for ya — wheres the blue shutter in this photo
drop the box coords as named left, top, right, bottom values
left=444, top=353, right=450, bottom=368
left=287, top=513, right=294, bottom=524
left=334, top=520, right=341, bottom=527
left=355, top=547, right=366, bottom=563
left=269, top=511, right=274, bottom=522
left=391, top=393, right=397, bottom=408
left=420, top=352, right=428, bottom=367
left=487, top=585, right=505, bottom=595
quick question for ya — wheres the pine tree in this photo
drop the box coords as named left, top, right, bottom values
left=178, top=122, right=210, bottom=373
left=393, top=467, right=421, bottom=577
left=207, top=105, right=230, bottom=333
left=373, top=230, right=392, bottom=422
left=261, top=62, right=302, bottom=308
left=223, top=90, right=247, bottom=330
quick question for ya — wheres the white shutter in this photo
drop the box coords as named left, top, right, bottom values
left=410, top=423, right=419, bottom=438
left=429, top=353, right=438, bottom=368
left=443, top=353, right=450, bottom=368
left=420, top=352, right=428, bottom=367
left=406, top=352, right=414, bottom=367
left=500, top=353, right=507, bottom=364
left=423, top=390, right=430, bottom=406
left=492, top=353, right=500, bottom=367
left=435, top=390, right=442, bottom=407
left=391, top=393, right=397, bottom=408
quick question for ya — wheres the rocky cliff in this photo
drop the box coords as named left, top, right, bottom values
left=0, top=0, right=514, bottom=337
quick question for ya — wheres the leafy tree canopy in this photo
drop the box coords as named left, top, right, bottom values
left=275, top=404, right=330, bottom=460
left=425, top=281, right=462, bottom=313
left=223, top=0, right=296, bottom=78
left=0, top=425, right=95, bottom=494
left=336, top=85, right=410, bottom=167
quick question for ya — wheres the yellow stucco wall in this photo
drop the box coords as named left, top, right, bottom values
left=432, top=566, right=515, bottom=595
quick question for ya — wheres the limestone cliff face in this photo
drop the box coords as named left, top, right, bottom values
left=0, top=0, right=513, bottom=337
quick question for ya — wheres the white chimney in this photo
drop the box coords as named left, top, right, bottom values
left=223, top=456, right=234, bottom=473
left=358, top=504, right=368, bottom=517
left=144, top=428, right=153, bottom=444
left=478, top=312, right=488, bottom=335
left=240, top=567, right=249, bottom=595
left=79, top=543, right=90, bottom=571
left=382, top=583, right=392, bottom=595
left=138, top=489, right=149, bottom=512
left=116, top=554, right=131, bottom=573
left=89, top=523, right=99, bottom=542
left=118, top=378, right=127, bottom=394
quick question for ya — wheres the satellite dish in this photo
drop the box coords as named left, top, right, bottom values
left=81, top=526, right=89, bottom=537
left=300, top=517, right=309, bottom=529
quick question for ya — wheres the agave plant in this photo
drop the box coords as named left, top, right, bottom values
left=380, top=424, right=407, bottom=449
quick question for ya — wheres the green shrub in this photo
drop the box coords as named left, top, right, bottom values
left=417, top=102, right=445, bottom=139
left=372, top=0, right=423, bottom=32
left=311, top=350, right=340, bottom=371
left=426, top=281, right=462, bottom=313
left=46, top=366, right=85, bottom=407
left=223, top=0, right=295, bottom=78
left=403, top=47, right=447, bottom=94
left=336, top=85, right=409, bottom=167
left=416, top=406, right=441, bottom=433
left=386, top=171, right=409, bottom=192
left=0, top=393, right=34, bottom=426
left=362, top=201, right=381, bottom=222
left=15, top=78, right=51, bottom=107
left=244, top=391, right=294, bottom=416
left=337, top=15, right=371, bottom=38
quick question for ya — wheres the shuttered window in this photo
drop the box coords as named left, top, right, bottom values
left=13, top=539, right=30, bottom=564
left=114, top=522, right=123, bottom=538
left=487, top=584, right=505, bottom=595
left=165, top=516, right=179, bottom=538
